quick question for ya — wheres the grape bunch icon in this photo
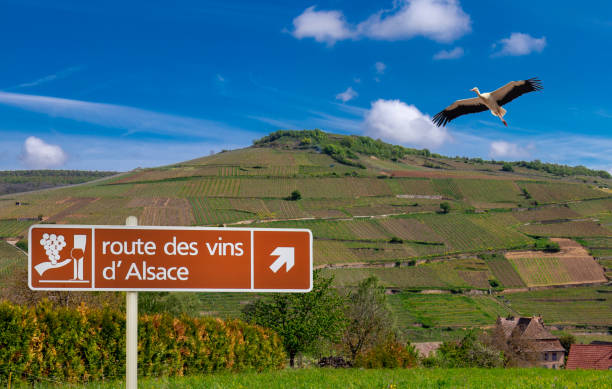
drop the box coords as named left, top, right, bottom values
left=40, top=233, right=67, bottom=264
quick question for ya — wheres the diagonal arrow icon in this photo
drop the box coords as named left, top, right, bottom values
left=269, top=247, right=295, bottom=273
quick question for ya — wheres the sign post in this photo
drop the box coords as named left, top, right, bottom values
left=125, top=216, right=138, bottom=389
left=28, top=222, right=312, bottom=387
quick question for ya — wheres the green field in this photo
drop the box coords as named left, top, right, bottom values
left=11, top=368, right=611, bottom=389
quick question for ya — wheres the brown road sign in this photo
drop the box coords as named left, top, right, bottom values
left=29, top=225, right=312, bottom=292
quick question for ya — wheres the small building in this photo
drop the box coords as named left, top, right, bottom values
left=496, top=316, right=566, bottom=369
left=412, top=342, right=442, bottom=358
left=566, top=344, right=612, bottom=370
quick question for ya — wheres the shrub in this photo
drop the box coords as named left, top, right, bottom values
left=15, top=239, right=28, bottom=252
left=534, top=238, right=561, bottom=253
left=0, top=300, right=285, bottom=384
left=501, top=163, right=514, bottom=172
left=389, top=236, right=403, bottom=244
left=354, top=339, right=418, bottom=369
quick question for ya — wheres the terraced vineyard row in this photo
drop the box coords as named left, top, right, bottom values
left=507, top=257, right=573, bottom=286
left=569, top=198, right=612, bottom=216
left=0, top=219, right=36, bottom=238
left=519, top=220, right=609, bottom=237
left=484, top=256, right=526, bottom=288
left=502, top=286, right=612, bottom=325
left=512, top=206, right=581, bottom=222
left=520, top=182, right=607, bottom=203
left=417, top=214, right=531, bottom=252
left=455, top=179, right=523, bottom=204
left=0, top=240, right=26, bottom=283
left=431, top=179, right=463, bottom=199
left=190, top=197, right=253, bottom=225
left=324, top=261, right=480, bottom=289
left=181, top=178, right=241, bottom=197
left=388, top=293, right=512, bottom=328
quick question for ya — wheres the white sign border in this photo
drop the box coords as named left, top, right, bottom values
left=28, top=224, right=313, bottom=293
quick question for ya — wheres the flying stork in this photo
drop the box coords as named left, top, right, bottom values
left=432, top=78, right=543, bottom=127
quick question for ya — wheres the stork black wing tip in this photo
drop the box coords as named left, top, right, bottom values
left=526, top=77, right=543, bottom=91
left=432, top=112, right=447, bottom=127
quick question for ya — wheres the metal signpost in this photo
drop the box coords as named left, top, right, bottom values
left=28, top=219, right=312, bottom=388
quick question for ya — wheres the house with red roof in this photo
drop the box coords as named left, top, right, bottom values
left=566, top=344, right=612, bottom=370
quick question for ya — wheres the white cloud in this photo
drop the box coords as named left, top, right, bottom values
left=489, top=140, right=530, bottom=159
left=291, top=1, right=471, bottom=45
left=493, top=33, right=546, bottom=56
left=363, top=99, right=450, bottom=148
left=433, top=46, right=464, bottom=60
left=20, top=136, right=68, bottom=169
left=375, top=62, right=387, bottom=74
left=291, top=6, right=354, bottom=45
left=336, top=87, right=358, bottom=103
left=358, top=0, right=471, bottom=43
left=0, top=91, right=254, bottom=141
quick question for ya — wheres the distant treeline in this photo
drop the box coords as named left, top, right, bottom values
left=455, top=157, right=611, bottom=179
left=254, top=130, right=610, bottom=179
left=0, top=170, right=117, bottom=195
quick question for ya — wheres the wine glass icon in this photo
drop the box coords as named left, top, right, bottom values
left=71, top=235, right=87, bottom=280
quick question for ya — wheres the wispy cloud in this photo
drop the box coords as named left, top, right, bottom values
left=0, top=91, right=254, bottom=141
left=335, top=87, right=358, bottom=103
left=489, top=140, right=531, bottom=159
left=433, top=47, right=464, bottom=60
left=10, top=66, right=83, bottom=89
left=375, top=62, right=386, bottom=74
left=492, top=33, right=546, bottom=57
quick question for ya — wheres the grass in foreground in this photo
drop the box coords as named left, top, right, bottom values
left=11, top=368, right=611, bottom=389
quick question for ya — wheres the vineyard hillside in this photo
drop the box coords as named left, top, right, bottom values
left=1, top=130, right=610, bottom=342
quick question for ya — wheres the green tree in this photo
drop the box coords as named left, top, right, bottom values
left=439, top=202, right=451, bottom=214
left=501, top=163, right=514, bottom=172
left=558, top=333, right=576, bottom=353
left=342, top=276, right=394, bottom=361
left=289, top=190, right=302, bottom=201
left=242, top=272, right=346, bottom=367
left=426, top=331, right=504, bottom=368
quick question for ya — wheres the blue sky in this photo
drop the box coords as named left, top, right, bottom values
left=1, top=0, right=611, bottom=172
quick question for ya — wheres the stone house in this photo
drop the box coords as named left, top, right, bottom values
left=496, top=316, right=566, bottom=369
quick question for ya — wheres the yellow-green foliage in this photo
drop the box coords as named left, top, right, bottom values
left=0, top=301, right=285, bottom=384
left=354, top=340, right=418, bottom=369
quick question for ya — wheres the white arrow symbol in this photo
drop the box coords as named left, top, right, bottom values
left=269, top=247, right=295, bottom=273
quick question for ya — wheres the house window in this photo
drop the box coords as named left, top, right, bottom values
left=544, top=353, right=548, bottom=361
left=552, top=352, right=557, bottom=361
